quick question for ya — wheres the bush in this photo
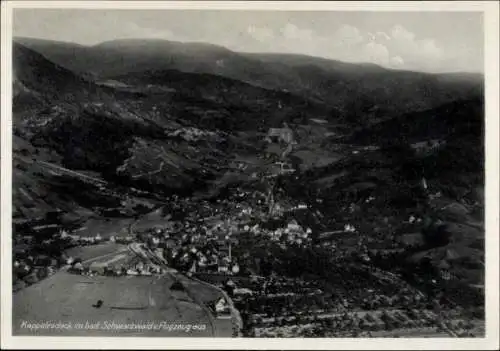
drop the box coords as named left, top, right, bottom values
left=421, top=222, right=451, bottom=247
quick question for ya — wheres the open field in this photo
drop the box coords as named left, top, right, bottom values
left=73, top=218, right=137, bottom=239
left=14, top=243, right=233, bottom=337
left=12, top=269, right=232, bottom=336
left=64, top=242, right=129, bottom=262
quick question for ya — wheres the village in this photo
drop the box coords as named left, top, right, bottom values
left=11, top=170, right=484, bottom=338
left=11, top=125, right=484, bottom=338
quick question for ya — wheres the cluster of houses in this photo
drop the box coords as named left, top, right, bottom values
left=138, top=219, right=243, bottom=275
left=129, top=183, right=323, bottom=276
left=238, top=269, right=447, bottom=338
left=252, top=308, right=445, bottom=337
left=265, top=220, right=313, bottom=246
left=12, top=228, right=136, bottom=291
left=317, top=224, right=359, bottom=250
left=410, top=139, right=446, bottom=155
left=13, top=254, right=59, bottom=290
left=68, top=259, right=165, bottom=277
left=11, top=229, right=93, bottom=290
left=57, top=230, right=106, bottom=246
left=139, top=211, right=318, bottom=277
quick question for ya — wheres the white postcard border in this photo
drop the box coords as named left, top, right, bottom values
left=1, top=1, right=498, bottom=350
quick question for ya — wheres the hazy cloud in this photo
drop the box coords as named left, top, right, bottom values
left=334, top=24, right=364, bottom=47
left=121, top=22, right=175, bottom=40
left=362, top=41, right=390, bottom=65
left=376, top=31, right=391, bottom=42
left=240, top=22, right=446, bottom=72
left=419, top=38, right=444, bottom=59
left=390, top=56, right=405, bottom=67
left=281, top=23, right=314, bottom=42
left=247, top=25, right=274, bottom=43
left=391, top=25, right=415, bottom=42
left=388, top=24, right=445, bottom=70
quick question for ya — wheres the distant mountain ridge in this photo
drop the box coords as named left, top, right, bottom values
left=14, top=37, right=483, bottom=122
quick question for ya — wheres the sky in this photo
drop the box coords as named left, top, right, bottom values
left=13, top=9, right=484, bottom=73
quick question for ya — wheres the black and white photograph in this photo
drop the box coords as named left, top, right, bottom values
left=1, top=1, right=499, bottom=349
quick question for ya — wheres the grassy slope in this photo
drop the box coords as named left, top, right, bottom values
left=13, top=270, right=218, bottom=336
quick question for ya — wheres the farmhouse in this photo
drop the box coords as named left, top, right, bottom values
left=265, top=123, right=295, bottom=145
left=212, top=297, right=231, bottom=317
